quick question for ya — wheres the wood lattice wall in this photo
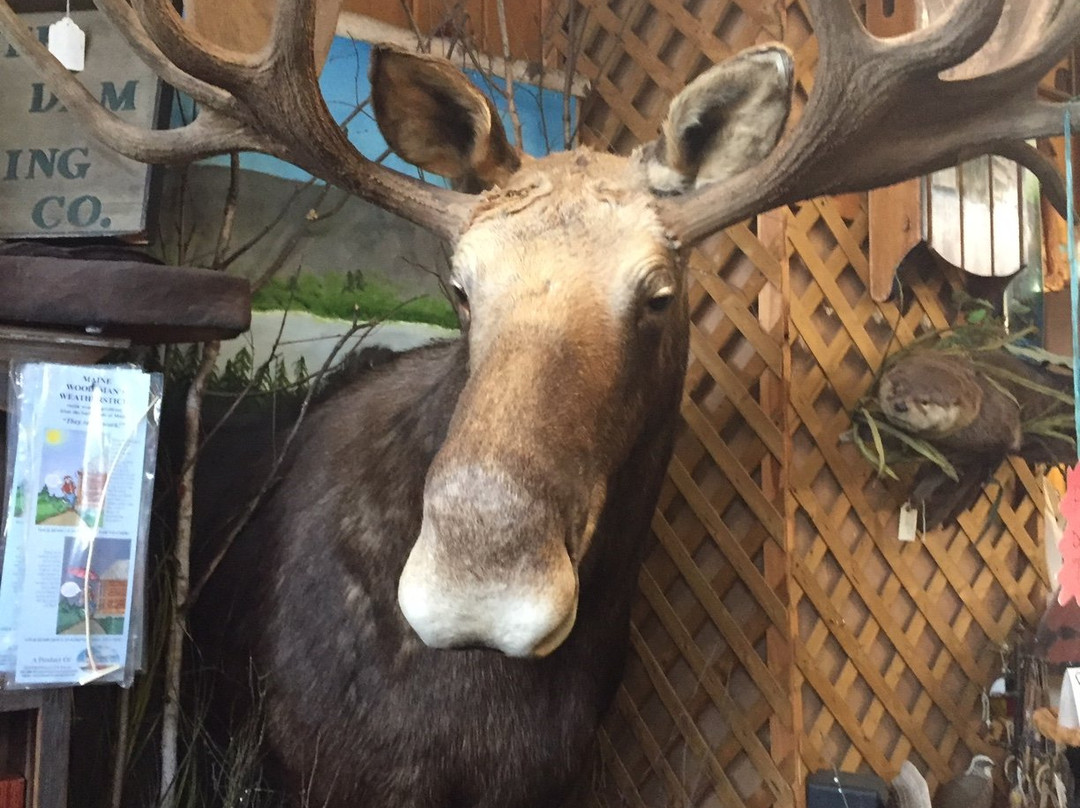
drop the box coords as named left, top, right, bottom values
left=549, top=2, right=1051, bottom=807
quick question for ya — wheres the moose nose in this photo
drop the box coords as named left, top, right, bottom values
left=397, top=568, right=578, bottom=657
left=397, top=466, right=580, bottom=657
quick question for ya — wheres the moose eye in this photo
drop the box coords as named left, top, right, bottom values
left=647, top=288, right=675, bottom=313
left=450, top=280, right=469, bottom=310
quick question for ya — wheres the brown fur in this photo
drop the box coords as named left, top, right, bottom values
left=192, top=44, right=794, bottom=808
left=195, top=336, right=684, bottom=807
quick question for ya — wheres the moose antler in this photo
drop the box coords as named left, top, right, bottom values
left=0, top=0, right=474, bottom=240
left=0, top=0, right=1077, bottom=246
left=660, top=0, right=1080, bottom=244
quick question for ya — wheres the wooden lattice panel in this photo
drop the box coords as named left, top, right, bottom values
left=588, top=223, right=795, bottom=808
left=549, top=1, right=1052, bottom=807
left=780, top=196, right=1049, bottom=786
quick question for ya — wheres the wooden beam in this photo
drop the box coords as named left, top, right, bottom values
left=0, top=256, right=250, bottom=343
left=184, top=0, right=342, bottom=70
left=865, top=0, right=924, bottom=302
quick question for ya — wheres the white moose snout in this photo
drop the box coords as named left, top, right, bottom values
left=397, top=467, right=581, bottom=658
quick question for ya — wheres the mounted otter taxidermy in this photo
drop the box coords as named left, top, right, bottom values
left=877, top=352, right=1023, bottom=457
left=851, top=326, right=1075, bottom=529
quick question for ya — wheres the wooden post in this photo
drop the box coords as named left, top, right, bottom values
left=759, top=207, right=804, bottom=808
left=0, top=688, right=71, bottom=808
left=865, top=0, right=923, bottom=302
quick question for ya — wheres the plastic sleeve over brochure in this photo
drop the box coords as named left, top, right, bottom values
left=0, top=362, right=162, bottom=688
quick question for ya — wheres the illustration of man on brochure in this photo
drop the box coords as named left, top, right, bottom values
left=37, top=429, right=107, bottom=528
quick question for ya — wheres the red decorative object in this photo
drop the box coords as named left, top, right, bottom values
left=0, top=774, right=25, bottom=808
left=1058, top=464, right=1080, bottom=606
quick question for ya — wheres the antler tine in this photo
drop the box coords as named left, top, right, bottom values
left=0, top=2, right=262, bottom=160
left=660, top=0, right=1079, bottom=247
left=991, top=141, right=1069, bottom=221
left=134, top=0, right=261, bottom=95
left=956, top=1, right=1080, bottom=94
left=0, top=0, right=476, bottom=240
left=800, top=0, right=865, bottom=52
left=134, top=0, right=476, bottom=240
left=267, top=0, right=318, bottom=70
left=93, top=0, right=239, bottom=113
left=234, top=0, right=476, bottom=239
left=872, top=0, right=1005, bottom=74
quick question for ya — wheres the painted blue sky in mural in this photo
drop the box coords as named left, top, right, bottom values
left=193, top=37, right=574, bottom=183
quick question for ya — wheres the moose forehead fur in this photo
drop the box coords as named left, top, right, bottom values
left=459, top=151, right=674, bottom=325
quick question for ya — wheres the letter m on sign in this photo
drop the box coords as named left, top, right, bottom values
left=100, top=81, right=137, bottom=112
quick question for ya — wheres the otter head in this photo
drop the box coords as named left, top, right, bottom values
left=877, top=353, right=983, bottom=437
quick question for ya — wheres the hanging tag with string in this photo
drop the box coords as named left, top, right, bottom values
left=48, top=0, right=85, bottom=72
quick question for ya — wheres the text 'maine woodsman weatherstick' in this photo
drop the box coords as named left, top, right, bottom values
left=0, top=363, right=161, bottom=687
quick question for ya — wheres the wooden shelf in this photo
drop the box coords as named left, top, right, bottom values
left=0, top=255, right=250, bottom=344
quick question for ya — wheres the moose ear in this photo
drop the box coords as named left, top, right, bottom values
left=370, top=45, right=521, bottom=193
left=641, top=44, right=794, bottom=194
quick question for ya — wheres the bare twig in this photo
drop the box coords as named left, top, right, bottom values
left=218, top=98, right=371, bottom=276
left=397, top=0, right=429, bottom=52
left=534, top=9, right=553, bottom=154
left=160, top=139, right=242, bottom=801
left=160, top=339, right=220, bottom=802
left=185, top=284, right=425, bottom=608
left=561, top=1, right=579, bottom=149
left=185, top=317, right=373, bottom=609
left=219, top=176, right=318, bottom=270
left=212, top=153, right=241, bottom=270
left=249, top=185, right=352, bottom=294
left=495, top=0, right=523, bottom=147
left=180, top=264, right=304, bottom=478
left=109, top=687, right=131, bottom=808
left=174, top=166, right=189, bottom=266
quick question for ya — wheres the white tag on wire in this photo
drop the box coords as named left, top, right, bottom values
left=898, top=502, right=919, bottom=542
left=48, top=16, right=85, bottom=72
left=1058, top=667, right=1080, bottom=729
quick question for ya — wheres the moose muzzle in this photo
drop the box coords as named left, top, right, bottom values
left=397, top=464, right=580, bottom=658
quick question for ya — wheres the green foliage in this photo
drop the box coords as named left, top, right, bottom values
left=35, top=488, right=68, bottom=522
left=56, top=600, right=83, bottom=634
left=164, top=344, right=311, bottom=398
left=293, top=356, right=308, bottom=387
left=164, top=343, right=203, bottom=384
left=252, top=271, right=459, bottom=330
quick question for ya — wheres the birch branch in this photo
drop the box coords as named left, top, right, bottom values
left=495, top=0, right=523, bottom=148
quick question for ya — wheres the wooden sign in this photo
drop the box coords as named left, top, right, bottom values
left=0, top=11, right=164, bottom=238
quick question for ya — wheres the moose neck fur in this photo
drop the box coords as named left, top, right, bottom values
left=198, top=330, right=685, bottom=807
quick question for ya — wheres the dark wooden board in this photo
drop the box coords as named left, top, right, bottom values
left=0, top=256, right=250, bottom=343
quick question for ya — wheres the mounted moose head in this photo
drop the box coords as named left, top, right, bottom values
left=369, top=43, right=794, bottom=656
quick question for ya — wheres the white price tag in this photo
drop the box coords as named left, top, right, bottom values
left=48, top=16, right=85, bottom=72
left=898, top=502, right=919, bottom=542
left=1057, top=667, right=1080, bottom=729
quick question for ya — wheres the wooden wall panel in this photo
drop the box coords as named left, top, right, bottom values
left=342, top=0, right=553, bottom=62
left=183, top=0, right=341, bottom=68
left=549, top=2, right=1053, bottom=806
